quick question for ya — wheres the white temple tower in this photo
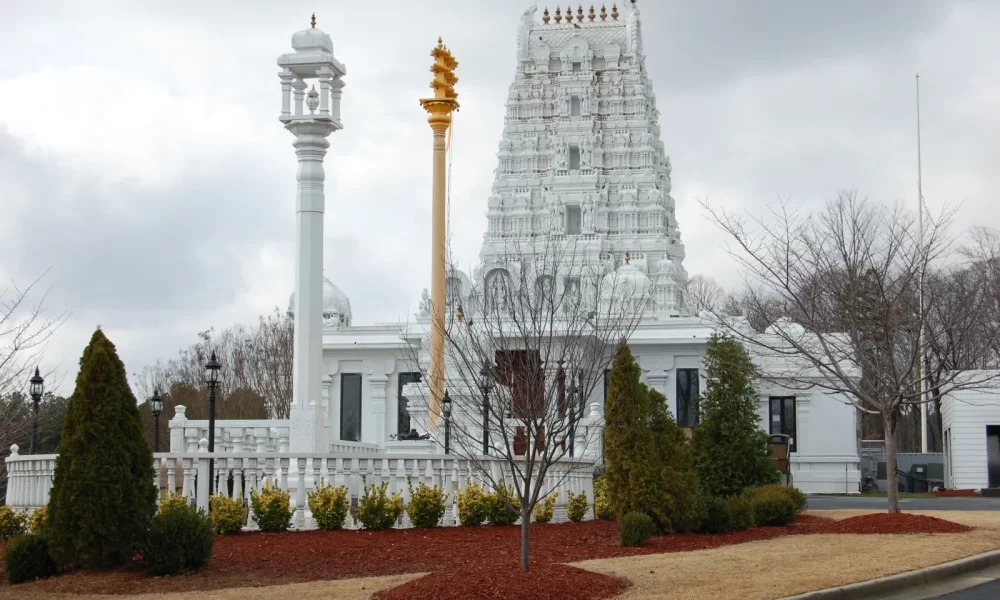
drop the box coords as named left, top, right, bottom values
left=475, top=4, right=688, bottom=318
left=278, top=16, right=347, bottom=452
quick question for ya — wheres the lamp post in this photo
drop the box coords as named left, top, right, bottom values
left=29, top=367, right=44, bottom=455
left=150, top=389, right=163, bottom=453
left=205, top=352, right=221, bottom=497
left=568, top=373, right=579, bottom=458
left=442, top=390, right=453, bottom=455
left=479, top=365, right=493, bottom=455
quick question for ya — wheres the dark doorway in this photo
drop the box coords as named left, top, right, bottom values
left=988, top=426, right=1000, bottom=488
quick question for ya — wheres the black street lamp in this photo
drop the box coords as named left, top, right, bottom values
left=29, top=368, right=44, bottom=455
left=442, top=390, right=453, bottom=455
left=204, top=352, right=221, bottom=496
left=150, top=389, right=163, bottom=453
left=479, top=364, right=494, bottom=455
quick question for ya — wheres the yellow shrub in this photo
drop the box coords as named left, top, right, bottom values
left=209, top=494, right=244, bottom=535
left=158, top=491, right=190, bottom=514
left=593, top=477, right=613, bottom=520
left=532, top=493, right=558, bottom=523
left=456, top=482, right=489, bottom=527
left=28, top=506, right=49, bottom=535
left=250, top=480, right=295, bottom=532
left=308, top=480, right=350, bottom=530
left=566, top=491, right=588, bottom=522
left=0, top=505, right=28, bottom=540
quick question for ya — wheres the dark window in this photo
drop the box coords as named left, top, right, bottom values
left=340, top=374, right=362, bottom=442
left=571, top=95, right=581, bottom=116
left=572, top=62, right=582, bottom=73
left=603, top=369, right=611, bottom=403
left=569, top=145, right=581, bottom=170
left=770, top=396, right=797, bottom=453
left=397, top=372, right=421, bottom=436
left=566, top=205, right=582, bottom=234
left=676, top=369, right=699, bottom=428
left=496, top=350, right=543, bottom=419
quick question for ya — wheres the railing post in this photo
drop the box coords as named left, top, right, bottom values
left=296, top=458, right=307, bottom=529
left=196, top=438, right=210, bottom=511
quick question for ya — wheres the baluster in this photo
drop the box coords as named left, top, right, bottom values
left=295, top=458, right=307, bottom=528
left=232, top=458, right=243, bottom=501
left=247, top=458, right=258, bottom=496
left=182, top=458, right=193, bottom=499
left=153, top=457, right=161, bottom=500
left=279, top=457, right=290, bottom=492
left=328, top=457, right=339, bottom=490
left=166, top=458, right=176, bottom=495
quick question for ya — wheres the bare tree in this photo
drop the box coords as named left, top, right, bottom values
left=133, top=309, right=293, bottom=421
left=404, top=237, right=648, bottom=570
left=685, top=274, right=727, bottom=314
left=0, top=272, right=66, bottom=397
left=702, top=191, right=1000, bottom=512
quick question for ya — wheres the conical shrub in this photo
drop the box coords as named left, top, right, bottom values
left=47, top=329, right=157, bottom=570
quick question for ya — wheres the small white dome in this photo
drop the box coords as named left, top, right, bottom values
left=602, top=261, right=651, bottom=298
left=291, top=23, right=333, bottom=54
left=287, top=276, right=352, bottom=326
left=657, top=255, right=677, bottom=278
left=765, top=316, right=805, bottom=338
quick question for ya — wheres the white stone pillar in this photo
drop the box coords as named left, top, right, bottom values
left=365, top=359, right=395, bottom=448
left=287, top=118, right=337, bottom=453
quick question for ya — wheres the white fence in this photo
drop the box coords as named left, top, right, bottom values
left=5, top=442, right=596, bottom=529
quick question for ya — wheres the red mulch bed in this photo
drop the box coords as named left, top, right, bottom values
left=812, top=512, right=972, bottom=535
left=2, top=513, right=972, bottom=598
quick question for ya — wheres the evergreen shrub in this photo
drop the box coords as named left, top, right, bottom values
left=750, top=487, right=798, bottom=526
left=406, top=479, right=447, bottom=528
left=566, top=491, right=588, bottom=522
left=143, top=505, right=214, bottom=576
left=727, top=496, right=756, bottom=531
left=4, top=534, right=57, bottom=584
left=532, top=493, right=557, bottom=523
left=486, top=483, right=520, bottom=526
left=693, top=335, right=781, bottom=498
left=209, top=494, right=244, bottom=535
left=308, top=480, right=350, bottom=530
left=456, top=482, right=489, bottom=527
left=0, top=506, right=28, bottom=540
left=250, top=481, right=294, bottom=532
left=619, top=512, right=656, bottom=547
left=356, top=482, right=403, bottom=531
left=27, top=506, right=49, bottom=536
left=700, top=496, right=733, bottom=534
left=47, top=330, right=157, bottom=570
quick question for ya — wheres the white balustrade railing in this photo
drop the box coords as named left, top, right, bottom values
left=5, top=441, right=596, bottom=530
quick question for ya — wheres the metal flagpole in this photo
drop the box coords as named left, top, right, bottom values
left=917, top=73, right=928, bottom=454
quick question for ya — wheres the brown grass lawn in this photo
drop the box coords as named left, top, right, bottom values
left=573, top=510, right=1000, bottom=600
left=0, top=574, right=425, bottom=600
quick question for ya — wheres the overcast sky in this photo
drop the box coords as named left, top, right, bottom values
left=1, top=0, right=997, bottom=396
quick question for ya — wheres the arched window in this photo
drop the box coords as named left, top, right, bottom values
left=534, top=275, right=556, bottom=307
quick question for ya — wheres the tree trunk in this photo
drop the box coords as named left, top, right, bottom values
left=884, top=411, right=901, bottom=513
left=520, top=505, right=531, bottom=571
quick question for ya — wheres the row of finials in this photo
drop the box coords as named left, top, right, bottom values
left=543, top=4, right=621, bottom=24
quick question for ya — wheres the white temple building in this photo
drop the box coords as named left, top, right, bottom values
left=4, top=5, right=861, bottom=516
left=282, top=5, right=860, bottom=494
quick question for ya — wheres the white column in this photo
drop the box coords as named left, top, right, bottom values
left=365, top=359, right=395, bottom=447
left=288, top=119, right=337, bottom=453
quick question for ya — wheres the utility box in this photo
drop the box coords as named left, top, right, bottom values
left=911, top=464, right=928, bottom=493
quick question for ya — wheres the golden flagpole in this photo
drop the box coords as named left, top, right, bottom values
left=419, top=38, right=459, bottom=427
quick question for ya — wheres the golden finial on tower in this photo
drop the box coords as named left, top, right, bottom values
left=456, top=301, right=465, bottom=323
left=589, top=5, right=596, bottom=21
left=625, top=250, right=632, bottom=265
left=611, top=3, right=619, bottom=20
left=567, top=5, right=574, bottom=21
left=543, top=7, right=551, bottom=23
left=600, top=4, right=608, bottom=20
left=310, top=13, right=316, bottom=28
left=554, top=7, right=563, bottom=22
left=578, top=6, right=585, bottom=22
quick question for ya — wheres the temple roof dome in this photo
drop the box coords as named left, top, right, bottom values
left=291, top=17, right=333, bottom=54
left=287, top=276, right=352, bottom=324
left=602, top=259, right=651, bottom=298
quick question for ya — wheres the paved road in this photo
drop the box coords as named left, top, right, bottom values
left=932, top=579, right=1000, bottom=599
left=807, top=495, right=1000, bottom=511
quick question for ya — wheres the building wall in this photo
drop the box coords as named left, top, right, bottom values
left=943, top=381, right=1000, bottom=490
